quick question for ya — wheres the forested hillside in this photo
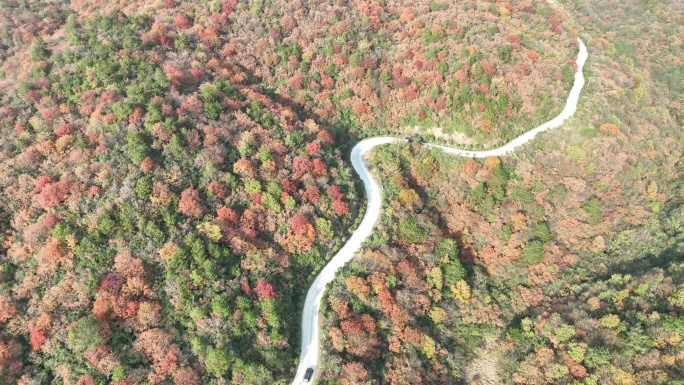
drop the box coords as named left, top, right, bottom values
left=318, top=0, right=684, bottom=384
left=0, top=0, right=576, bottom=383
left=220, top=0, right=578, bottom=145
left=0, top=0, right=681, bottom=384
left=0, top=2, right=364, bottom=384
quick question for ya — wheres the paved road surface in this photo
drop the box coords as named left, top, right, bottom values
left=291, top=38, right=588, bottom=385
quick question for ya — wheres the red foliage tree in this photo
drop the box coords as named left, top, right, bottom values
left=317, top=130, right=335, bottom=144
left=395, top=76, right=411, bottom=88
left=54, top=123, right=73, bottom=137
left=312, top=158, right=327, bottom=177
left=254, top=280, right=277, bottom=300
left=200, top=27, right=220, bottom=48
left=217, top=206, right=239, bottom=224
left=163, top=64, right=187, bottom=90
left=190, top=68, right=203, bottom=79
left=173, top=14, right=190, bottom=29
left=140, top=157, right=154, bottom=172
left=241, top=282, right=252, bottom=294
left=249, top=192, right=262, bottom=204
left=209, top=12, right=227, bottom=25
left=281, top=178, right=298, bottom=194
left=206, top=181, right=225, bottom=199
left=280, top=14, right=296, bottom=31
left=37, top=180, right=71, bottom=209
left=75, top=375, right=95, bottom=385
left=34, top=175, right=53, bottom=190
left=454, top=69, right=469, bottom=83
left=290, top=213, right=310, bottom=235
left=29, top=329, right=47, bottom=351
left=292, top=156, right=313, bottom=178
left=287, top=74, right=303, bottom=89
left=0, top=295, right=16, bottom=323
left=178, top=188, right=205, bottom=219
left=221, top=0, right=236, bottom=14
left=159, top=34, right=172, bottom=48
left=377, top=289, right=395, bottom=316
left=302, top=184, right=320, bottom=203
left=87, top=185, right=101, bottom=198
left=326, top=185, right=344, bottom=201
left=340, top=362, right=369, bottom=385
left=129, top=107, right=144, bottom=123
left=306, top=142, right=321, bottom=156
left=173, top=367, right=201, bottom=385
left=332, top=199, right=349, bottom=216
left=43, top=213, right=58, bottom=228
left=481, top=61, right=497, bottom=76
left=506, top=33, right=522, bottom=46
left=527, top=50, right=539, bottom=62
left=352, top=101, right=367, bottom=115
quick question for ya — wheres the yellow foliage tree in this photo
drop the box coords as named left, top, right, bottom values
left=647, top=181, right=658, bottom=200
left=599, top=123, right=620, bottom=136
left=158, top=242, right=179, bottom=262
left=422, top=335, right=436, bottom=359
left=610, top=366, right=634, bottom=385
left=428, top=307, right=446, bottom=324
left=599, top=314, right=621, bottom=329
left=197, top=222, right=222, bottom=242
left=55, top=134, right=74, bottom=154
left=451, top=280, right=471, bottom=303
left=345, top=276, right=370, bottom=301
left=484, top=156, right=501, bottom=170
left=510, top=212, right=528, bottom=232
left=398, top=188, right=420, bottom=206
left=426, top=267, right=443, bottom=290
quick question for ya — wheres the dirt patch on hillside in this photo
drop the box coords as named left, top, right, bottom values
left=464, top=336, right=502, bottom=385
left=402, top=125, right=503, bottom=149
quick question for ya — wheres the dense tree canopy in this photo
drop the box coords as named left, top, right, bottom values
left=0, top=0, right=681, bottom=384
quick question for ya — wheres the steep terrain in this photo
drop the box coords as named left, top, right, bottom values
left=0, top=0, right=680, bottom=384
left=318, top=1, right=684, bottom=384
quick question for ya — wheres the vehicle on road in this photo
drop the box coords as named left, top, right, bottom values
left=291, top=37, right=587, bottom=385
left=303, top=368, right=314, bottom=382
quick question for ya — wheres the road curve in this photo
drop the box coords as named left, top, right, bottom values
left=292, top=38, right=587, bottom=384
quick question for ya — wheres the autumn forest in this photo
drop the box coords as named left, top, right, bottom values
left=0, top=0, right=682, bottom=385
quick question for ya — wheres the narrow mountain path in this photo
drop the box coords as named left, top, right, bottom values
left=292, top=38, right=588, bottom=384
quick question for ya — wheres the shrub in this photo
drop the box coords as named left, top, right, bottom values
left=533, top=222, right=551, bottom=243
left=520, top=240, right=544, bottom=265
left=32, top=36, right=50, bottom=61
left=497, top=45, right=512, bottom=62
left=126, top=132, right=151, bottom=164
left=135, top=175, right=153, bottom=199
left=205, top=347, right=232, bottom=377
left=67, top=317, right=102, bottom=353
left=567, top=342, right=588, bottom=363
left=551, top=363, right=569, bottom=379
left=583, top=197, right=603, bottom=225
left=555, top=324, right=576, bottom=343
left=398, top=217, right=427, bottom=243
left=443, top=260, right=466, bottom=287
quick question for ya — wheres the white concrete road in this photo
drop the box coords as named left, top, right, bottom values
left=291, top=38, right=588, bottom=384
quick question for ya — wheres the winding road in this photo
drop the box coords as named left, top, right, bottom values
left=292, top=38, right=588, bottom=384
